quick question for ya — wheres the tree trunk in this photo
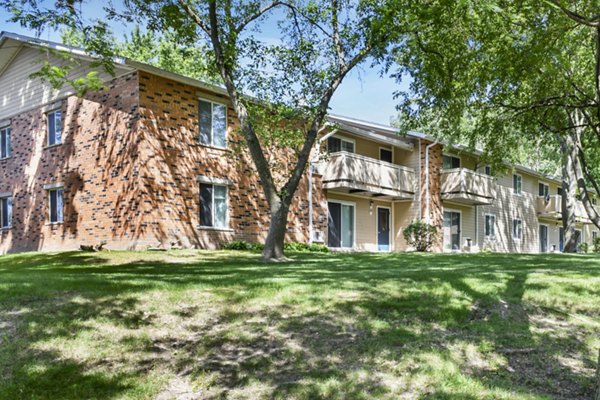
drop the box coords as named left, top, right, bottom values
left=596, top=347, right=600, bottom=400
left=558, top=133, right=579, bottom=253
left=262, top=199, right=291, bottom=262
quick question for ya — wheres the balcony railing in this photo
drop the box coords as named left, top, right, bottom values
left=441, top=168, right=496, bottom=205
left=537, top=195, right=597, bottom=221
left=320, top=151, right=416, bottom=200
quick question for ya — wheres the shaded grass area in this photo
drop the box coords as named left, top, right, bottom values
left=0, top=250, right=599, bottom=399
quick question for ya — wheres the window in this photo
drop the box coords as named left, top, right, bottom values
left=442, top=155, right=460, bottom=170
left=0, top=195, right=12, bottom=228
left=0, top=127, right=11, bottom=158
left=380, top=148, right=393, bottom=163
left=47, top=110, right=62, bottom=146
left=512, top=218, right=522, bottom=240
left=327, top=136, right=354, bottom=153
left=538, top=182, right=549, bottom=198
left=485, top=214, right=496, bottom=238
left=557, top=187, right=563, bottom=196
left=484, top=165, right=492, bottom=176
left=199, top=99, right=227, bottom=148
left=592, top=196, right=597, bottom=206
left=199, top=184, right=227, bottom=228
left=593, top=231, right=598, bottom=242
left=48, top=188, right=64, bottom=223
left=513, top=174, right=522, bottom=195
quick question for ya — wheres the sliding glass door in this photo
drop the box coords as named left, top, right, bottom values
left=328, top=201, right=355, bottom=248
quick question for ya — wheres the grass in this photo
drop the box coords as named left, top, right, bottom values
left=0, top=250, right=599, bottom=399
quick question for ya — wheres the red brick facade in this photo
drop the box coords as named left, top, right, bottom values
left=0, top=71, right=327, bottom=253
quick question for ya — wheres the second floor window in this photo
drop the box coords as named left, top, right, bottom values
left=443, top=155, right=460, bottom=170
left=48, top=188, right=64, bottom=223
left=484, top=165, right=492, bottom=175
left=485, top=215, right=496, bottom=238
left=199, top=183, right=227, bottom=228
left=0, top=127, right=10, bottom=158
left=513, top=174, right=522, bottom=195
left=47, top=110, right=62, bottom=146
left=199, top=99, right=227, bottom=148
left=538, top=183, right=549, bottom=198
left=327, top=136, right=354, bottom=153
left=512, top=219, right=522, bottom=240
left=0, top=195, right=12, bottom=228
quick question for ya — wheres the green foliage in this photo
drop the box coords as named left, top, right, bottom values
left=223, top=240, right=328, bottom=253
left=222, top=240, right=264, bottom=252
left=402, top=220, right=438, bottom=252
left=117, top=26, right=220, bottom=84
left=283, top=242, right=329, bottom=253
left=578, top=242, right=589, bottom=254
left=593, top=237, right=600, bottom=253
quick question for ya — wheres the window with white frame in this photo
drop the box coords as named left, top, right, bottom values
left=485, top=214, right=496, bottom=238
left=0, top=127, right=11, bottom=158
left=47, top=110, right=62, bottom=146
left=48, top=188, right=64, bottom=223
left=593, top=230, right=598, bottom=242
left=0, top=195, right=12, bottom=228
left=538, top=182, right=549, bottom=197
left=512, top=218, right=523, bottom=240
left=484, top=165, right=492, bottom=176
left=327, top=136, right=354, bottom=153
left=198, top=99, right=227, bottom=148
left=513, top=174, right=522, bottom=195
left=199, top=183, right=227, bottom=228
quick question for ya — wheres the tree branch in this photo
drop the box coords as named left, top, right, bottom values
left=547, top=0, right=600, bottom=27
left=331, top=0, right=346, bottom=68
left=235, top=1, right=282, bottom=34
left=177, top=0, right=211, bottom=34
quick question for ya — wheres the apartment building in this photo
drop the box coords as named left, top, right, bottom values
left=0, top=32, right=597, bottom=254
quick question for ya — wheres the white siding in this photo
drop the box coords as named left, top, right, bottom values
left=0, top=43, right=131, bottom=120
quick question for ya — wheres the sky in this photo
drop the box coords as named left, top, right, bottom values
left=0, top=3, right=408, bottom=126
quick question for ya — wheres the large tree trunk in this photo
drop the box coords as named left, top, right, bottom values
left=558, top=133, right=579, bottom=253
left=262, top=199, right=291, bottom=261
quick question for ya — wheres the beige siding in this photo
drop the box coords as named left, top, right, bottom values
left=327, top=192, right=394, bottom=252
left=0, top=43, right=131, bottom=120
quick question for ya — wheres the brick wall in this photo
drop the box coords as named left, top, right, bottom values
left=136, top=72, right=327, bottom=249
left=420, top=141, right=443, bottom=251
left=0, top=71, right=327, bottom=253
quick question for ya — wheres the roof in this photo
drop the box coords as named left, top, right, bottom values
left=0, top=31, right=564, bottom=185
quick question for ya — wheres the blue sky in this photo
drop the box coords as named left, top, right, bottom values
left=0, top=4, right=407, bottom=125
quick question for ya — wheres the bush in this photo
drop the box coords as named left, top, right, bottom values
left=578, top=242, right=589, bottom=254
left=594, top=237, right=600, bottom=253
left=402, top=220, right=438, bottom=252
left=222, top=240, right=264, bottom=251
left=222, top=241, right=328, bottom=253
left=283, top=242, right=329, bottom=253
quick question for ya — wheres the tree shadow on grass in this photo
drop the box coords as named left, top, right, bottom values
left=0, top=251, right=598, bottom=399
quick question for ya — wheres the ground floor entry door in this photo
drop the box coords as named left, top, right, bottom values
left=443, top=211, right=461, bottom=251
left=377, top=207, right=391, bottom=252
left=559, top=227, right=564, bottom=252
left=328, top=202, right=355, bottom=248
left=539, top=225, right=548, bottom=253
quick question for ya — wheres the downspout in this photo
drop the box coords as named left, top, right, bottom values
left=424, top=141, right=438, bottom=224
left=308, top=128, right=338, bottom=243
left=418, top=138, right=422, bottom=219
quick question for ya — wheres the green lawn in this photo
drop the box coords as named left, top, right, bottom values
left=0, top=250, right=599, bottom=399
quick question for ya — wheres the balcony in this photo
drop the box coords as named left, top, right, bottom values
left=320, top=151, right=416, bottom=200
left=441, top=168, right=496, bottom=205
left=536, top=195, right=562, bottom=219
left=537, top=195, right=597, bottom=222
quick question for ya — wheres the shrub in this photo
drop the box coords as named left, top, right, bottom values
left=402, top=220, right=438, bottom=252
left=222, top=240, right=264, bottom=251
left=578, top=242, right=589, bottom=254
left=283, top=242, right=329, bottom=253
left=594, top=237, right=600, bottom=253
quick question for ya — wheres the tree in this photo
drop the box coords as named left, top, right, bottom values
left=392, top=0, right=600, bottom=252
left=2, top=0, right=404, bottom=261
